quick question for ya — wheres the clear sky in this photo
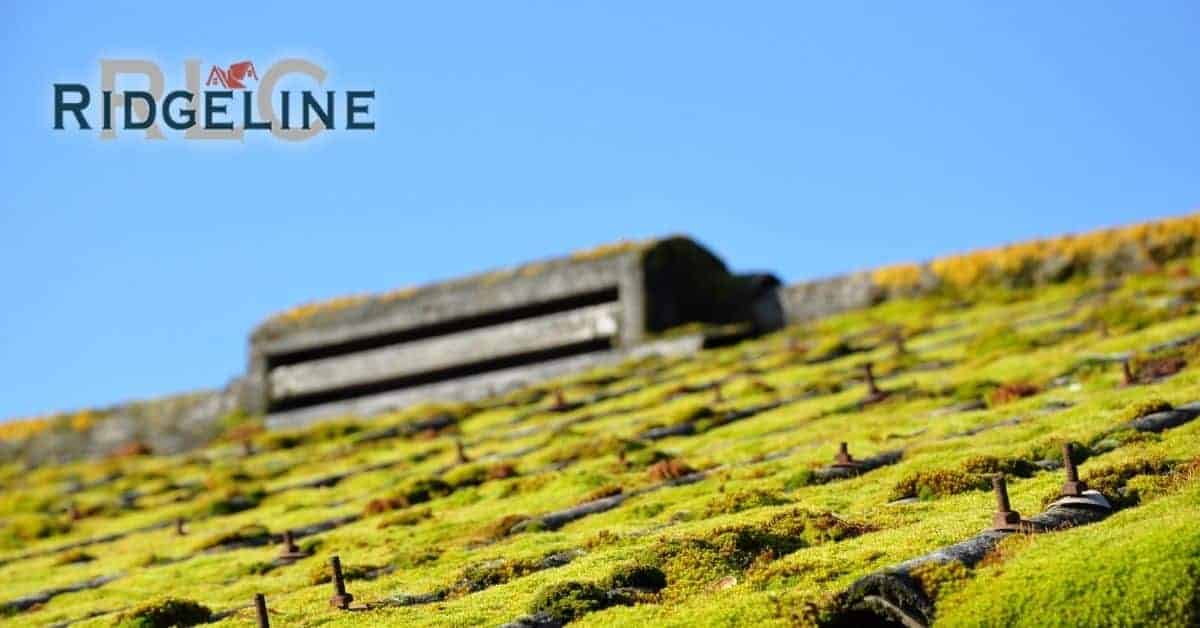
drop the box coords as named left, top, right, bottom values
left=2, top=2, right=1199, bottom=420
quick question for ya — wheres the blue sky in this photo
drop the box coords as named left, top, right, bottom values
left=1, top=2, right=1199, bottom=419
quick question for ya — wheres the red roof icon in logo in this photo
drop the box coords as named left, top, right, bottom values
left=205, top=61, right=258, bottom=89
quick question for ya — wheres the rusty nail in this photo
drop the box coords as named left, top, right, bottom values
left=864, top=362, right=880, bottom=395
left=835, top=442, right=853, bottom=466
left=175, top=517, right=186, bottom=536
left=242, top=440, right=254, bottom=457
left=894, top=328, right=906, bottom=355
left=280, top=530, right=305, bottom=559
left=1060, top=443, right=1088, bottom=497
left=714, top=384, right=724, bottom=403
left=329, top=555, right=354, bottom=609
left=554, top=388, right=566, bottom=408
left=254, top=593, right=269, bottom=628
left=1122, top=359, right=1135, bottom=385
left=991, top=475, right=1022, bottom=531
left=455, top=438, right=469, bottom=464
left=68, top=503, right=81, bottom=521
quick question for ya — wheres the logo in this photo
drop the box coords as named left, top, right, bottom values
left=53, top=58, right=375, bottom=142
left=205, top=60, right=258, bottom=89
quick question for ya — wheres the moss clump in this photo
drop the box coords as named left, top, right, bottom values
left=200, top=487, right=265, bottom=517
left=1079, top=458, right=1173, bottom=509
left=648, top=458, right=696, bottom=482
left=987, top=382, right=1040, bottom=406
left=366, top=477, right=453, bottom=515
left=0, top=514, right=71, bottom=548
left=890, top=469, right=990, bottom=501
left=528, top=581, right=612, bottom=622
left=194, top=524, right=270, bottom=551
left=377, top=507, right=431, bottom=529
left=113, top=597, right=212, bottom=628
left=650, top=509, right=871, bottom=594
left=477, top=514, right=531, bottom=541
left=258, top=419, right=363, bottom=451
left=951, top=379, right=1000, bottom=403
left=910, top=560, right=971, bottom=603
left=604, top=562, right=667, bottom=592
left=1119, top=398, right=1174, bottom=423
left=961, top=455, right=1037, bottom=478
left=965, top=324, right=1036, bottom=361
left=783, top=469, right=817, bottom=490
left=53, top=549, right=95, bottom=565
left=579, top=484, right=623, bottom=504
left=703, top=488, right=791, bottom=517
left=451, top=556, right=543, bottom=595
left=307, top=559, right=379, bottom=585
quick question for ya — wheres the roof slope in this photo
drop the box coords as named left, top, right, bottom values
left=2, top=238, right=1200, bottom=627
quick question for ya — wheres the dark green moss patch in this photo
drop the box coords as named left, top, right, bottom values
left=113, top=597, right=212, bottom=628
left=890, top=469, right=990, bottom=501
left=703, top=488, right=791, bottom=517
left=528, top=581, right=612, bottom=623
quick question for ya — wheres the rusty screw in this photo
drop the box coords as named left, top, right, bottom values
left=1060, top=443, right=1088, bottom=497
left=1122, top=359, right=1135, bottom=386
left=894, top=327, right=907, bottom=355
left=991, top=475, right=1022, bottom=531
left=175, top=517, right=187, bottom=536
left=254, top=593, right=269, bottom=628
left=279, top=530, right=305, bottom=560
left=68, top=503, right=81, bottom=521
left=455, top=437, right=470, bottom=464
left=553, top=388, right=567, bottom=409
left=834, top=442, right=854, bottom=466
left=713, top=384, right=724, bottom=403
left=329, top=555, right=354, bottom=609
left=863, top=362, right=880, bottom=396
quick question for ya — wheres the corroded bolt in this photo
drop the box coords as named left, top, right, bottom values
left=254, top=593, right=269, bottom=628
left=991, top=475, right=1022, bottom=531
left=1122, top=359, right=1135, bottom=386
left=553, top=388, right=567, bottom=408
left=329, top=555, right=354, bottom=609
left=894, top=328, right=907, bottom=355
left=454, top=438, right=469, bottom=464
left=834, top=442, right=854, bottom=466
left=175, top=517, right=187, bottom=536
left=863, top=362, right=880, bottom=395
left=242, top=440, right=254, bottom=457
left=1060, top=443, right=1088, bottom=497
left=279, top=530, right=305, bottom=560
left=68, top=503, right=81, bottom=521
left=714, top=384, right=724, bottom=403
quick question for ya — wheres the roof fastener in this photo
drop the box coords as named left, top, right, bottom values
left=279, top=530, right=306, bottom=560
left=864, top=362, right=880, bottom=396
left=833, top=442, right=857, bottom=468
left=991, top=474, right=1023, bottom=532
left=893, top=327, right=907, bottom=355
left=1122, top=359, right=1135, bottom=386
left=454, top=437, right=470, bottom=464
left=553, top=388, right=567, bottom=409
left=713, top=384, right=724, bottom=403
left=328, top=555, right=354, bottom=610
left=175, top=517, right=187, bottom=536
left=242, top=439, right=254, bottom=457
left=1060, top=443, right=1088, bottom=497
left=254, top=593, right=269, bottom=628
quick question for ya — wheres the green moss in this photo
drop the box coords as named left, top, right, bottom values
left=703, top=488, right=791, bottom=517
left=1119, top=398, right=1174, bottom=423
left=961, top=455, right=1037, bottom=478
left=52, top=548, right=95, bottom=565
left=604, top=562, right=667, bottom=591
left=113, top=597, right=212, bottom=628
left=890, top=469, right=991, bottom=501
left=194, top=523, right=270, bottom=551
left=528, top=581, right=611, bottom=622
left=307, top=559, right=379, bottom=585
left=937, top=486, right=1200, bottom=627
left=910, top=560, right=971, bottom=603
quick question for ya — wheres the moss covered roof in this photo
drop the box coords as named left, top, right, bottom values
left=3, top=237, right=1200, bottom=627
